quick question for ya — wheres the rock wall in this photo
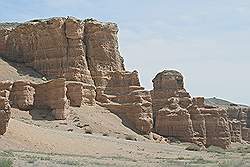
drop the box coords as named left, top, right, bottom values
left=34, top=78, right=69, bottom=120
left=66, top=81, right=96, bottom=107
left=98, top=71, right=152, bottom=134
left=0, top=84, right=11, bottom=135
left=9, top=80, right=35, bottom=110
left=0, top=28, right=12, bottom=55
left=5, top=17, right=93, bottom=85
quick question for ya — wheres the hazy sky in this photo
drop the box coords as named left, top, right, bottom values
left=1, top=0, right=250, bottom=105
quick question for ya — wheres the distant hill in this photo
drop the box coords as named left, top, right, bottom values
left=204, top=97, right=248, bottom=108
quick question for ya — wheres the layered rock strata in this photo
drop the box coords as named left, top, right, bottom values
left=66, top=81, right=96, bottom=107
left=0, top=85, right=11, bottom=135
left=9, top=80, right=35, bottom=110
left=152, top=70, right=232, bottom=148
left=34, top=79, right=69, bottom=120
left=97, top=71, right=153, bottom=134
left=5, top=17, right=93, bottom=84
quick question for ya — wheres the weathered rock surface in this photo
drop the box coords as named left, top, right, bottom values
left=154, top=97, right=194, bottom=142
left=152, top=70, right=232, bottom=148
left=5, top=17, right=93, bottom=84
left=66, top=81, right=96, bottom=107
left=0, top=90, right=11, bottom=135
left=0, top=28, right=12, bottom=55
left=34, top=78, right=69, bottom=120
left=98, top=71, right=152, bottom=134
left=9, top=80, right=35, bottom=110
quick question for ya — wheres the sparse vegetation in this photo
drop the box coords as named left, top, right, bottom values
left=207, top=146, right=226, bottom=154
left=0, top=159, right=13, bottom=167
left=102, top=133, right=109, bottom=136
left=85, top=128, right=93, bottom=134
left=185, top=143, right=201, bottom=151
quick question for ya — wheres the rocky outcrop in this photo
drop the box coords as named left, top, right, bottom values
left=66, top=81, right=96, bottom=106
left=5, top=17, right=94, bottom=85
left=154, top=97, right=194, bottom=142
left=152, top=70, right=232, bottom=148
left=84, top=20, right=125, bottom=87
left=0, top=28, right=12, bottom=55
left=9, top=80, right=35, bottom=110
left=200, top=107, right=231, bottom=149
left=34, top=78, right=69, bottom=120
left=0, top=89, right=11, bottom=135
left=98, top=71, right=152, bottom=134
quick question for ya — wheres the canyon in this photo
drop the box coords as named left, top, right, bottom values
left=0, top=17, right=249, bottom=151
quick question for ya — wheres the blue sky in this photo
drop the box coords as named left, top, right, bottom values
left=1, top=0, right=250, bottom=105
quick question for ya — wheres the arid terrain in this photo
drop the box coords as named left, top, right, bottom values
left=0, top=17, right=250, bottom=167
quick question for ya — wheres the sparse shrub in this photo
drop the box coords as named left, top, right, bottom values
left=218, top=160, right=246, bottom=167
left=185, top=143, right=201, bottom=151
left=168, top=137, right=181, bottom=144
left=0, top=159, right=13, bottom=167
left=85, top=128, right=93, bottom=134
left=102, top=133, right=109, bottom=136
left=207, top=145, right=226, bottom=154
left=125, top=135, right=137, bottom=141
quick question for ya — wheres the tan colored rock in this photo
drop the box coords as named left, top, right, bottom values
left=229, top=120, right=242, bottom=143
left=84, top=20, right=125, bottom=87
left=200, top=108, right=231, bottom=149
left=9, top=80, right=35, bottom=110
left=0, top=28, right=12, bottom=55
left=6, top=17, right=93, bottom=84
left=0, top=95, right=11, bottom=135
left=34, top=78, right=69, bottom=119
left=66, top=81, right=96, bottom=107
left=188, top=105, right=206, bottom=145
left=0, top=81, right=13, bottom=91
left=98, top=71, right=153, bottom=134
left=154, top=97, right=194, bottom=142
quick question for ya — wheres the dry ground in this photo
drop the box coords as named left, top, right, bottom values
left=1, top=106, right=250, bottom=167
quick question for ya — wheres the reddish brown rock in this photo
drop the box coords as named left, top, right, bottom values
left=9, top=80, right=35, bottom=110
left=66, top=81, right=96, bottom=107
left=34, top=78, right=69, bottom=119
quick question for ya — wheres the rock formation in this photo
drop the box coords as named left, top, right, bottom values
left=5, top=17, right=94, bottom=84
left=9, top=80, right=35, bottom=110
left=0, top=81, right=11, bottom=135
left=66, top=81, right=96, bottom=106
left=152, top=70, right=232, bottom=148
left=34, top=78, right=69, bottom=120
left=1, top=17, right=250, bottom=148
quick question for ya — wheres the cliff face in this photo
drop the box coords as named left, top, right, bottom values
left=5, top=18, right=93, bottom=84
left=0, top=17, right=152, bottom=135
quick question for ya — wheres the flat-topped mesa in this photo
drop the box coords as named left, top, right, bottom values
left=5, top=17, right=93, bottom=85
